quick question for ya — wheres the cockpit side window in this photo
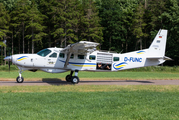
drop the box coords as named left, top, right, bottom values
left=49, top=53, right=57, bottom=58
left=37, top=49, right=51, bottom=57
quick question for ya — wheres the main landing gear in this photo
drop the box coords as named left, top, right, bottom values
left=16, top=70, right=24, bottom=83
left=66, top=70, right=79, bottom=84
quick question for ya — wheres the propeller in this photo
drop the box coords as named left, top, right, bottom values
left=8, top=59, right=10, bottom=72
left=4, top=51, right=12, bottom=72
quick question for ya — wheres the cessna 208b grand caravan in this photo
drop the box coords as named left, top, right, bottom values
left=4, top=29, right=171, bottom=84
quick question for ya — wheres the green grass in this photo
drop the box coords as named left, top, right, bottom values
left=1, top=65, right=179, bottom=80
left=0, top=65, right=18, bottom=71
left=1, top=65, right=179, bottom=72
left=0, top=85, right=179, bottom=120
left=1, top=65, right=179, bottom=119
left=1, top=70, right=179, bottom=80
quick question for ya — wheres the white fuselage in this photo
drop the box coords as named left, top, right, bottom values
left=10, top=47, right=164, bottom=73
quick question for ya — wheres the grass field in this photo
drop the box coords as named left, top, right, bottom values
left=1, top=65, right=179, bottom=81
left=0, top=85, right=179, bottom=119
left=1, top=71, right=179, bottom=81
left=1, top=65, right=179, bottom=119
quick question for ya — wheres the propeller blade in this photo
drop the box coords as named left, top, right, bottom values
left=8, top=50, right=11, bottom=72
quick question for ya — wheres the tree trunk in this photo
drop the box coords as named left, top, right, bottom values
left=145, top=0, right=147, bottom=9
left=48, top=27, right=51, bottom=47
left=12, top=30, right=14, bottom=55
left=140, top=38, right=142, bottom=50
left=1, top=47, right=3, bottom=65
left=19, top=34, right=20, bottom=54
left=4, top=46, right=6, bottom=65
left=64, top=18, right=67, bottom=47
left=28, top=39, right=29, bottom=53
left=23, top=21, right=25, bottom=54
left=64, top=1, right=67, bottom=47
left=32, top=28, right=34, bottom=54
left=135, top=40, right=139, bottom=50
left=109, top=35, right=111, bottom=51
left=125, top=35, right=128, bottom=52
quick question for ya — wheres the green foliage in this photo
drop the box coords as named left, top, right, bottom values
left=1, top=0, right=179, bottom=66
left=0, top=3, right=10, bottom=42
left=0, top=0, right=18, bottom=11
left=99, top=0, right=124, bottom=51
left=0, top=64, right=18, bottom=71
left=132, top=2, right=148, bottom=50
left=160, top=0, right=179, bottom=65
left=80, top=0, right=103, bottom=43
left=25, top=0, right=47, bottom=53
left=49, top=0, right=82, bottom=46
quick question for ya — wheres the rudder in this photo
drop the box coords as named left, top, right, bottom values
left=147, top=29, right=168, bottom=57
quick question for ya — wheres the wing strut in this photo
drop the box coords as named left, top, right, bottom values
left=64, top=52, right=72, bottom=68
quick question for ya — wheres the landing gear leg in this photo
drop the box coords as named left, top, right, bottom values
left=66, top=71, right=74, bottom=82
left=16, top=69, right=24, bottom=83
left=71, top=70, right=79, bottom=84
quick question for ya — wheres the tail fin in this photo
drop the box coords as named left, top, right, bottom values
left=147, top=29, right=168, bottom=57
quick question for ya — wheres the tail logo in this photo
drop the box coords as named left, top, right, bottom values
left=137, top=51, right=145, bottom=54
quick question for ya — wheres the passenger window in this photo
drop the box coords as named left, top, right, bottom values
left=78, top=55, right=84, bottom=59
left=70, top=54, right=74, bottom=59
left=89, top=55, right=96, bottom=60
left=59, top=53, right=65, bottom=58
left=49, top=53, right=57, bottom=58
left=113, top=57, right=119, bottom=61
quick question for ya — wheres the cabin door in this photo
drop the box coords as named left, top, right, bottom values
left=96, top=53, right=112, bottom=70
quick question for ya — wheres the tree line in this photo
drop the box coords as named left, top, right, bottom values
left=0, top=0, right=179, bottom=66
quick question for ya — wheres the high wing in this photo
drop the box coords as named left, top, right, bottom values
left=61, top=41, right=99, bottom=68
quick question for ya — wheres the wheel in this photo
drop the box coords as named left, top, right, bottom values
left=71, top=76, right=79, bottom=84
left=66, top=75, right=71, bottom=82
left=16, top=76, right=24, bottom=83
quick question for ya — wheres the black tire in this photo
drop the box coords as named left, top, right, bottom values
left=16, top=76, right=24, bottom=83
left=66, top=75, right=71, bottom=82
left=71, top=76, right=79, bottom=84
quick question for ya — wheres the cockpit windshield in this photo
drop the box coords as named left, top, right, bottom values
left=37, top=49, right=52, bottom=57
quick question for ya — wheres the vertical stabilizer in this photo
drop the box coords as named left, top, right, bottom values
left=147, top=29, right=168, bottom=57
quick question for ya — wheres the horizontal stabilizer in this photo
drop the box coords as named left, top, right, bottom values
left=147, top=56, right=172, bottom=60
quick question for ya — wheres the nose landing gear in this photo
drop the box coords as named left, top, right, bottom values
left=16, top=70, right=24, bottom=83
left=16, top=76, right=24, bottom=83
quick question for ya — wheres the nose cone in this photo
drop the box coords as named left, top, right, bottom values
left=4, top=56, right=12, bottom=61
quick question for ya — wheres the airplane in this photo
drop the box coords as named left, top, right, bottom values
left=4, top=29, right=172, bottom=84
